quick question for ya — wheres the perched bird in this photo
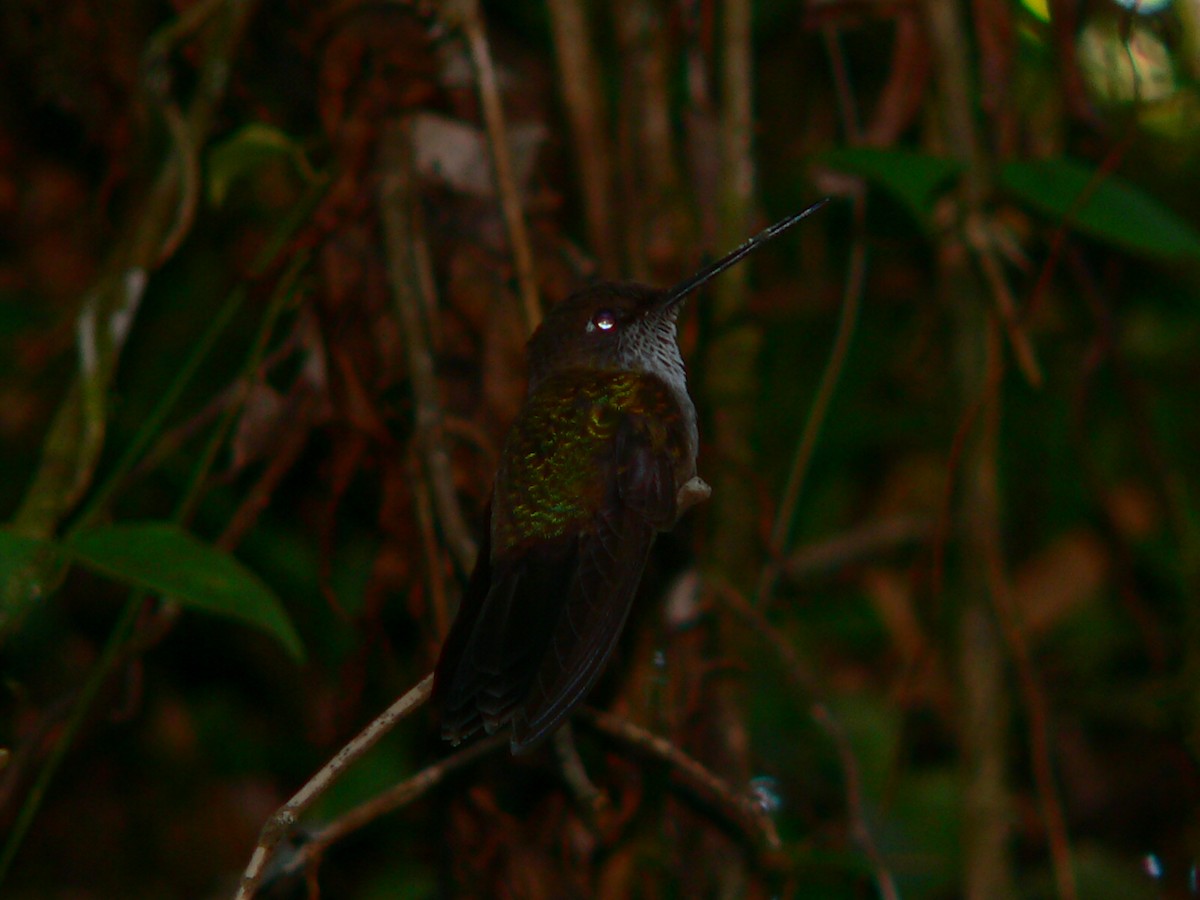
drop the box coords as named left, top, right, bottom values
left=435, top=202, right=828, bottom=752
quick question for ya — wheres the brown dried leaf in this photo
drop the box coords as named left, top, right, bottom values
left=1104, top=481, right=1160, bottom=540
left=230, top=382, right=287, bottom=471
left=597, top=846, right=638, bottom=900
left=1012, top=530, right=1109, bottom=635
left=412, top=112, right=546, bottom=199
left=862, top=567, right=928, bottom=664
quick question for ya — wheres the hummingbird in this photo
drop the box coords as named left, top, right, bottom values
left=435, top=201, right=829, bottom=753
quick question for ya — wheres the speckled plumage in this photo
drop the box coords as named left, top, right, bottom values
left=492, top=368, right=693, bottom=552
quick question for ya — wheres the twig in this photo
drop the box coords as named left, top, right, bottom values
left=704, top=4, right=759, bottom=892
left=820, top=26, right=862, bottom=143
left=950, top=302, right=1017, bottom=898
left=1044, top=0, right=1096, bottom=122
left=612, top=0, right=682, bottom=281
left=978, top=464, right=1077, bottom=900
left=574, top=707, right=782, bottom=855
left=810, top=704, right=901, bottom=900
left=971, top=0, right=1018, bottom=157
left=216, top=392, right=317, bottom=551
left=440, top=0, right=541, bottom=334
left=863, top=12, right=930, bottom=146
left=141, top=0, right=227, bottom=67
left=1023, top=136, right=1133, bottom=322
left=756, top=192, right=865, bottom=617
left=378, top=119, right=479, bottom=573
left=546, top=0, right=619, bottom=276
left=924, top=0, right=1073, bottom=883
left=276, top=734, right=506, bottom=885
left=0, top=593, right=144, bottom=884
left=715, top=580, right=900, bottom=897
left=963, top=212, right=1043, bottom=387
left=155, top=97, right=201, bottom=266
left=714, top=0, right=754, bottom=325
left=233, top=674, right=435, bottom=900
left=409, top=448, right=452, bottom=640
left=715, top=581, right=819, bottom=697
left=782, top=515, right=934, bottom=581
left=760, top=20, right=866, bottom=590
left=554, top=723, right=608, bottom=814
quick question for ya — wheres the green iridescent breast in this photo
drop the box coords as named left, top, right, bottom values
left=491, top=369, right=691, bottom=554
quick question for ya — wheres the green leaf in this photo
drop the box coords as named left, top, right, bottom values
left=65, top=522, right=304, bottom=661
left=820, top=147, right=964, bottom=223
left=1000, top=158, right=1200, bottom=262
left=207, top=123, right=309, bottom=207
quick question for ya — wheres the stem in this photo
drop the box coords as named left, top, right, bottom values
left=0, top=592, right=142, bottom=883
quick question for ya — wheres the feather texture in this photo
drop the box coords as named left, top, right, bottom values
left=435, top=368, right=693, bottom=752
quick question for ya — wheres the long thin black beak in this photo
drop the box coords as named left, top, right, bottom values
left=659, top=198, right=830, bottom=310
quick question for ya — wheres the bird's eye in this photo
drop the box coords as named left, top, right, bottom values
left=589, top=309, right=617, bottom=332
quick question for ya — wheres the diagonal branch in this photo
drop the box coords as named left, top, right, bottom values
left=574, top=707, right=781, bottom=855
left=233, top=674, right=435, bottom=900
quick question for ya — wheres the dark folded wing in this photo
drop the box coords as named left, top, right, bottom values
left=509, top=412, right=678, bottom=751
left=435, top=405, right=680, bottom=751
left=435, top=525, right=577, bottom=743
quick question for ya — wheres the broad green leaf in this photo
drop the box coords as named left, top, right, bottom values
left=821, top=147, right=964, bottom=223
left=65, top=522, right=304, bottom=661
left=1000, top=158, right=1200, bottom=262
left=207, top=122, right=309, bottom=207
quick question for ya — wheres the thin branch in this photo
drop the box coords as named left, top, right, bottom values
left=762, top=192, right=866, bottom=592
left=546, top=0, right=619, bottom=276
left=705, top=5, right=759, bottom=893
left=215, top=393, right=317, bottom=551
left=952, top=303, right=1016, bottom=900
left=864, top=12, right=930, bottom=146
left=441, top=0, right=541, bottom=333
left=715, top=580, right=900, bottom=898
left=277, top=734, right=507, bottom=885
left=761, top=19, right=868, bottom=584
left=820, top=25, right=862, bottom=143
left=716, top=581, right=819, bottom=696
left=810, top=704, right=901, bottom=900
left=233, top=674, right=435, bottom=900
left=782, top=515, right=934, bottom=582
left=964, top=212, right=1043, bottom=387
left=554, top=722, right=608, bottom=814
left=980, top=485, right=1077, bottom=900
left=0, top=592, right=144, bottom=884
left=378, top=119, right=479, bottom=573
left=714, top=0, right=754, bottom=324
left=1023, top=136, right=1133, bottom=322
left=574, top=707, right=782, bottom=855
left=612, top=0, right=683, bottom=281
left=409, top=448, right=452, bottom=641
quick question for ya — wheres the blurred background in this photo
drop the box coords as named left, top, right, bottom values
left=2, top=0, right=1199, bottom=896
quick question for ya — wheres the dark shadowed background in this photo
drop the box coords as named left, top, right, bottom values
left=2, top=0, right=1199, bottom=897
